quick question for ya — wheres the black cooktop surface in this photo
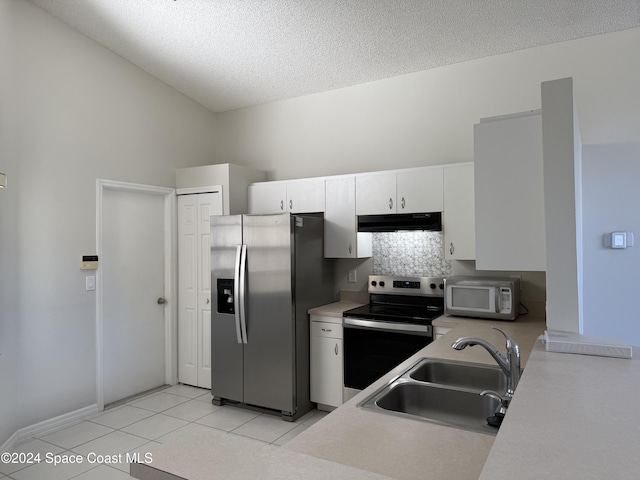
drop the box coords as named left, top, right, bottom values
left=343, top=294, right=444, bottom=325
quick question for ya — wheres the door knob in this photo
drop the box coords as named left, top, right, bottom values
left=157, top=297, right=167, bottom=305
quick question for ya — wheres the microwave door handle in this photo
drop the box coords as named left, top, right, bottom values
left=233, top=245, right=243, bottom=344
left=238, top=244, right=248, bottom=344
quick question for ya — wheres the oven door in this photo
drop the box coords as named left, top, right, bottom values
left=343, top=318, right=433, bottom=391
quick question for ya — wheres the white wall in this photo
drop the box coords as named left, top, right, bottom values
left=216, top=28, right=640, bottom=181
left=0, top=0, right=21, bottom=447
left=0, top=0, right=219, bottom=444
left=582, top=143, right=640, bottom=346
left=216, top=27, right=640, bottom=320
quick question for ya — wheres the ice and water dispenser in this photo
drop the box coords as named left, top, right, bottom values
left=216, top=278, right=234, bottom=314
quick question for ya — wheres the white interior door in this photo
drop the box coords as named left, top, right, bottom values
left=178, top=192, right=222, bottom=388
left=102, top=187, right=167, bottom=405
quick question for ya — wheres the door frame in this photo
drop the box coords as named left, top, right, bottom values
left=96, top=179, right=177, bottom=410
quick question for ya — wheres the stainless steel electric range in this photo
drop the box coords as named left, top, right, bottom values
left=342, top=275, right=445, bottom=400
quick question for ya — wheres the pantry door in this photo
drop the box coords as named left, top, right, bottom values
left=98, top=180, right=175, bottom=408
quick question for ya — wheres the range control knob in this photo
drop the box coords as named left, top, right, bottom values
left=430, top=283, right=436, bottom=289
left=439, top=283, right=444, bottom=290
left=379, top=281, right=385, bottom=287
left=371, top=281, right=377, bottom=287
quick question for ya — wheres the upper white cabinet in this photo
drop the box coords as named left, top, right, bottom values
left=396, top=167, right=444, bottom=213
left=355, top=167, right=443, bottom=215
left=248, top=182, right=288, bottom=214
left=325, top=176, right=372, bottom=258
left=355, top=172, right=397, bottom=215
left=474, top=112, right=546, bottom=271
left=286, top=178, right=326, bottom=213
left=248, top=178, right=325, bottom=214
left=443, top=163, right=475, bottom=260
left=176, top=163, right=266, bottom=215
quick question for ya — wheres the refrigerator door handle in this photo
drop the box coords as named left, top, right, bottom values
left=239, top=244, right=248, bottom=344
left=233, top=245, right=244, bottom=344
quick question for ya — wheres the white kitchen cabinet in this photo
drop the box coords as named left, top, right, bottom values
left=178, top=192, right=223, bottom=388
left=324, top=176, right=372, bottom=258
left=443, top=163, right=475, bottom=260
left=355, top=172, right=397, bottom=215
left=474, top=111, right=546, bottom=271
left=356, top=167, right=444, bottom=215
left=286, top=178, right=326, bottom=213
left=248, top=182, right=288, bottom=214
left=248, top=178, right=326, bottom=214
left=310, top=316, right=343, bottom=410
left=176, top=163, right=266, bottom=215
left=396, top=167, right=443, bottom=213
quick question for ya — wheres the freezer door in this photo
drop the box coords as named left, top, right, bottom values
left=210, top=215, right=244, bottom=403
left=242, top=214, right=295, bottom=413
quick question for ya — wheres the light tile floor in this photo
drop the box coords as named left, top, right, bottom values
left=1, top=385, right=327, bottom=480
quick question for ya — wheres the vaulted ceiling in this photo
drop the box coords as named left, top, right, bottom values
left=29, top=0, right=640, bottom=113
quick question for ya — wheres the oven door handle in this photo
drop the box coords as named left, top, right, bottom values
left=343, top=317, right=432, bottom=335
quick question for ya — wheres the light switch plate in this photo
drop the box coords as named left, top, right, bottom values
left=604, top=232, right=634, bottom=249
left=85, top=275, right=96, bottom=291
left=348, top=269, right=357, bottom=283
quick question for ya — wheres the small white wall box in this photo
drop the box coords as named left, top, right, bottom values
left=604, top=232, right=634, bottom=249
left=81, top=255, right=99, bottom=270
left=543, top=330, right=632, bottom=359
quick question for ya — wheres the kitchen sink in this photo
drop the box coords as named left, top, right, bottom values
left=358, top=357, right=508, bottom=435
left=408, top=358, right=507, bottom=392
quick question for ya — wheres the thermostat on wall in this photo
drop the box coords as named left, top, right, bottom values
left=604, top=232, right=634, bottom=249
left=81, top=255, right=99, bottom=270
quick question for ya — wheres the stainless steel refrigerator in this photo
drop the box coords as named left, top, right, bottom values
left=210, top=212, right=334, bottom=421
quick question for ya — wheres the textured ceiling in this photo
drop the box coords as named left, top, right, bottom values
left=28, top=0, right=640, bottom=113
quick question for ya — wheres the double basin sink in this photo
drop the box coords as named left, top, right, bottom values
left=358, top=357, right=507, bottom=435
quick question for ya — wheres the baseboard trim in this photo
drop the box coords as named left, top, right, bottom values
left=1, top=404, right=99, bottom=453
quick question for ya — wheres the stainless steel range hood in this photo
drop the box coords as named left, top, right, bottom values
left=357, top=212, right=442, bottom=232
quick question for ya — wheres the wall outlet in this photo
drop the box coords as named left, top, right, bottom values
left=348, top=269, right=357, bottom=283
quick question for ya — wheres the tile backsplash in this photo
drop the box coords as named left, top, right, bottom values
left=372, top=231, right=452, bottom=277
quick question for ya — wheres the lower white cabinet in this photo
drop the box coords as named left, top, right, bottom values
left=310, top=316, right=343, bottom=409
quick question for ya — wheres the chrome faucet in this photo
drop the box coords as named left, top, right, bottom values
left=451, top=327, right=521, bottom=410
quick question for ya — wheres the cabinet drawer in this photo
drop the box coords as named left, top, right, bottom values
left=311, top=321, right=343, bottom=339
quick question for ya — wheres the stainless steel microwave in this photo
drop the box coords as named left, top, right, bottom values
left=444, top=277, right=521, bottom=321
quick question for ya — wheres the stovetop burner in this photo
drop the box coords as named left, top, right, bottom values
left=343, top=275, right=445, bottom=325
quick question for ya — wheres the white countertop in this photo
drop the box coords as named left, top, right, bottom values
left=308, top=300, right=365, bottom=318
left=130, top=426, right=393, bottom=480
left=479, top=341, right=640, bottom=480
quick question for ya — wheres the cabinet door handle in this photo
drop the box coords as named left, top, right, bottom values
left=280, top=200, right=284, bottom=210
left=289, top=199, right=293, bottom=210
left=388, top=198, right=393, bottom=210
left=449, top=242, right=454, bottom=255
left=348, top=242, right=352, bottom=254
left=321, top=328, right=332, bottom=332
left=401, top=197, right=405, bottom=209
left=335, top=343, right=339, bottom=355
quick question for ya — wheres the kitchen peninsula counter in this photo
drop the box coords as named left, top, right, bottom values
left=285, top=315, right=545, bottom=480
left=132, top=312, right=640, bottom=480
